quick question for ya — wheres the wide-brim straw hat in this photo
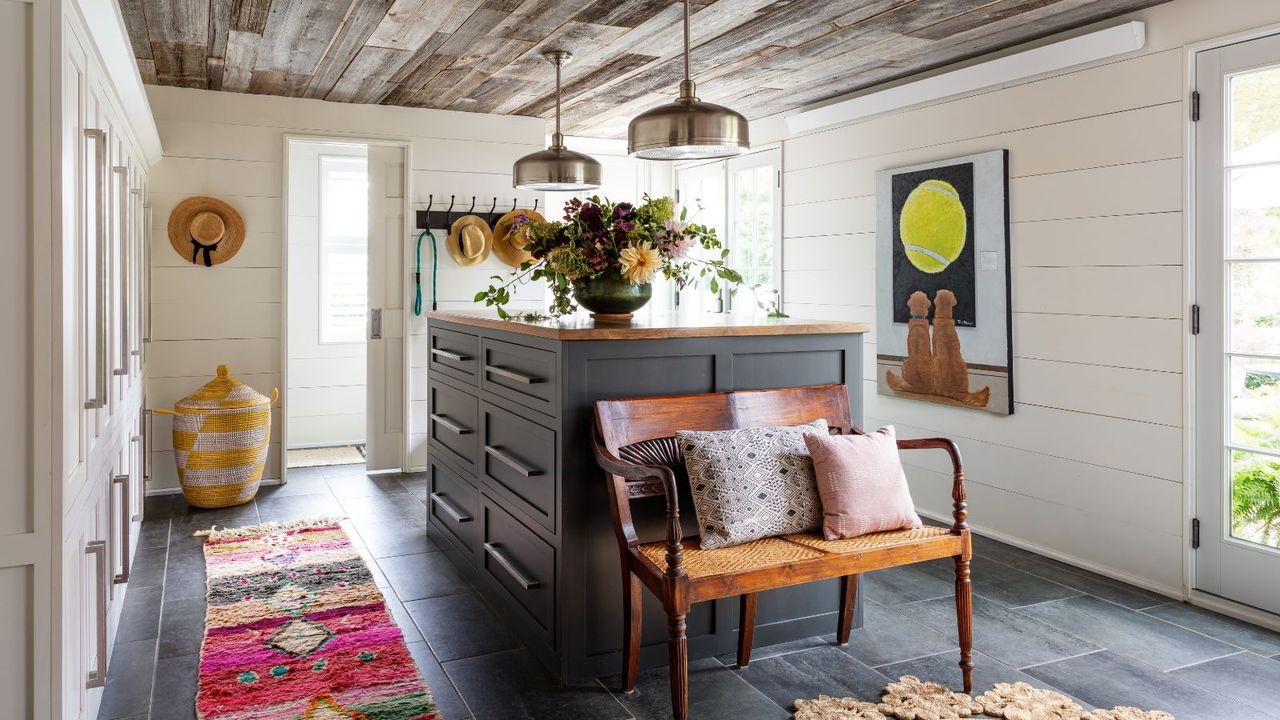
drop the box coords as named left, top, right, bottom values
left=447, top=215, right=493, bottom=266
left=492, top=209, right=545, bottom=267
left=167, top=196, right=246, bottom=267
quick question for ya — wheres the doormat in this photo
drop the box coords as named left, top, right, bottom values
left=794, top=676, right=1173, bottom=720
left=287, top=445, right=366, bottom=468
left=195, top=518, right=440, bottom=719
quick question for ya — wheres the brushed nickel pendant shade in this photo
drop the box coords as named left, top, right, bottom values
left=627, top=0, right=749, bottom=160
left=513, top=51, right=602, bottom=191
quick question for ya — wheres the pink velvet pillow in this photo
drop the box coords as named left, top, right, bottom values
left=803, top=426, right=922, bottom=540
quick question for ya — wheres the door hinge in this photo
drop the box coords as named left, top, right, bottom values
left=1191, top=304, right=1200, bottom=335
left=1192, top=518, right=1201, bottom=549
left=1191, top=90, right=1200, bottom=122
left=674, top=188, right=681, bottom=204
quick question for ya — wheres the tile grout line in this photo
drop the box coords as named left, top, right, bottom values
left=1162, top=649, right=1247, bottom=673
left=1017, top=648, right=1106, bottom=671
left=871, top=648, right=953, bottom=669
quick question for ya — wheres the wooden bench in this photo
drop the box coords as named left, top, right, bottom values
left=592, top=384, right=973, bottom=720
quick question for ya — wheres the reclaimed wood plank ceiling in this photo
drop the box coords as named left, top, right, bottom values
left=122, top=0, right=1169, bottom=137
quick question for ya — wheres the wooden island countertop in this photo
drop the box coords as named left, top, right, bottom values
left=424, top=310, right=871, bottom=341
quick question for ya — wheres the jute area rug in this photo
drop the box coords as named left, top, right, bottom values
left=194, top=518, right=440, bottom=719
left=795, top=675, right=1174, bottom=720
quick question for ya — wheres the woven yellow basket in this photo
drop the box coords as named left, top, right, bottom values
left=154, top=364, right=278, bottom=508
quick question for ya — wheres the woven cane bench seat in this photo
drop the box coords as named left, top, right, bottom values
left=637, top=526, right=958, bottom=581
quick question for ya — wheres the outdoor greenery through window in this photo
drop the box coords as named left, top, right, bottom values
left=319, top=155, right=368, bottom=344
left=1227, top=63, right=1280, bottom=548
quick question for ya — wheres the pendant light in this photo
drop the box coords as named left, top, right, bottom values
left=513, top=51, right=602, bottom=191
left=627, top=0, right=749, bottom=160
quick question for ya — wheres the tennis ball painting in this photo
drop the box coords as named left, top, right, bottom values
left=899, top=179, right=967, bottom=273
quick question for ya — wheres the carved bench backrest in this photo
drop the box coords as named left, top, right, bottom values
left=595, top=385, right=854, bottom=498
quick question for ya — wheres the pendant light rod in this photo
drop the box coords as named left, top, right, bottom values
left=551, top=50, right=564, bottom=146
left=681, top=0, right=692, bottom=96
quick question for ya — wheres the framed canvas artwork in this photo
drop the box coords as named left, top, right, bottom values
left=875, top=149, right=1013, bottom=415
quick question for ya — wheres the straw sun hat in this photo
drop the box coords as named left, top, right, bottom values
left=447, top=215, right=493, bottom=266
left=167, top=196, right=246, bottom=267
left=492, top=209, right=545, bottom=267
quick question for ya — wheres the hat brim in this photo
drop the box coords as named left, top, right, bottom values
left=167, top=196, right=247, bottom=266
left=447, top=215, right=493, bottom=266
left=492, top=209, right=545, bottom=268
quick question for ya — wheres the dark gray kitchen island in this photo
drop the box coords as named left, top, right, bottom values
left=421, top=310, right=870, bottom=682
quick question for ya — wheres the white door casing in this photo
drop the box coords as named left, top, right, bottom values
left=1193, top=32, right=1280, bottom=615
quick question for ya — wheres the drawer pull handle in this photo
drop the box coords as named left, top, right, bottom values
left=430, top=413, right=471, bottom=435
left=431, top=347, right=470, bottom=362
left=112, top=473, right=131, bottom=584
left=85, top=539, right=109, bottom=688
left=484, top=364, right=542, bottom=384
left=430, top=492, right=472, bottom=523
left=484, top=542, right=540, bottom=589
left=485, top=445, right=542, bottom=477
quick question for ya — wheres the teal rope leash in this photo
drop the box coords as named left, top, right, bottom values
left=413, top=228, right=438, bottom=315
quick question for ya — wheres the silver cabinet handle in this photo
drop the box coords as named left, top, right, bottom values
left=429, top=492, right=471, bottom=522
left=429, top=413, right=470, bottom=435
left=84, top=129, right=108, bottom=410
left=484, top=445, right=542, bottom=477
left=113, top=166, right=130, bottom=376
left=483, top=542, right=540, bottom=589
left=85, top=539, right=108, bottom=688
left=143, top=201, right=152, bottom=344
left=430, top=347, right=469, bottom=362
left=111, top=474, right=131, bottom=583
left=143, top=408, right=153, bottom=483
left=484, top=364, right=542, bottom=384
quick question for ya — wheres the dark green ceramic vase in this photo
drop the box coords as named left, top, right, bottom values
left=572, top=271, right=653, bottom=317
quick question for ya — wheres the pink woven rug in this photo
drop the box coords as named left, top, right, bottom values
left=196, top=519, right=440, bottom=719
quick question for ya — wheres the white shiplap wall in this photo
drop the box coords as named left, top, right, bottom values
left=777, top=0, right=1280, bottom=595
left=145, top=86, right=546, bottom=487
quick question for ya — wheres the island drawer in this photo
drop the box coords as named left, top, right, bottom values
left=480, top=338, right=557, bottom=417
left=429, top=326, right=480, bottom=385
left=481, top=402, right=556, bottom=533
left=481, top=496, right=556, bottom=640
left=428, top=462, right=479, bottom=555
left=428, top=380, right=479, bottom=473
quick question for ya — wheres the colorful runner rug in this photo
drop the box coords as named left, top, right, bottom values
left=197, top=519, right=440, bottom=719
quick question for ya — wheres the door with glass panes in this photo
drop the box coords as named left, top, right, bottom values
left=1194, top=33, right=1280, bottom=614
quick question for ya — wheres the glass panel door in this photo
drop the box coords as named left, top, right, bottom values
left=1195, top=34, right=1280, bottom=614
left=727, top=149, right=781, bottom=316
left=674, top=161, right=727, bottom=315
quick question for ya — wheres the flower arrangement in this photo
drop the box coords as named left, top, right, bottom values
left=476, top=195, right=785, bottom=320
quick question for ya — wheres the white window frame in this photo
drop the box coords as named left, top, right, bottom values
left=672, top=147, right=783, bottom=315
left=317, top=154, right=369, bottom=345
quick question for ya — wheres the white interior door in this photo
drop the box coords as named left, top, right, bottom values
left=1194, top=33, right=1280, bottom=615
left=365, top=145, right=406, bottom=471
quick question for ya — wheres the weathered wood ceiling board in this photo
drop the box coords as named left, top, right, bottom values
left=123, top=0, right=1169, bottom=137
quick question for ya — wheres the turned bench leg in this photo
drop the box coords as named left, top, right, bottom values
left=622, top=571, right=642, bottom=693
left=737, top=593, right=757, bottom=667
left=837, top=574, right=858, bottom=645
left=955, top=556, right=974, bottom=693
left=668, top=610, right=689, bottom=720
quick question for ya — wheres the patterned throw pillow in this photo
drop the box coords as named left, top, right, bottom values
left=677, top=420, right=827, bottom=550
left=803, top=426, right=922, bottom=540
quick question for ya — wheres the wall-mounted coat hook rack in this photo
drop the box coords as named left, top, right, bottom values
left=486, top=196, right=499, bottom=226
left=416, top=194, right=461, bottom=230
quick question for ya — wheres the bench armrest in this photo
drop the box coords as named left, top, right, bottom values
left=592, top=424, right=686, bottom=578
left=896, top=437, right=968, bottom=534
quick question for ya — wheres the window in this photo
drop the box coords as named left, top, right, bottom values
left=674, top=148, right=781, bottom=315
left=318, top=155, right=368, bottom=344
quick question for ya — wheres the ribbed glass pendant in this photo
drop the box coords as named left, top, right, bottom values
left=514, top=51, right=602, bottom=191
left=627, top=0, right=749, bottom=160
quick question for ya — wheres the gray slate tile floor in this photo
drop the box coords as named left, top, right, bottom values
left=100, top=464, right=1280, bottom=720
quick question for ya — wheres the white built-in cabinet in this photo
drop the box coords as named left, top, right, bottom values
left=55, top=7, right=153, bottom=720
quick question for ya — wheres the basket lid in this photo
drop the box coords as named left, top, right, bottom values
left=174, top=365, right=273, bottom=412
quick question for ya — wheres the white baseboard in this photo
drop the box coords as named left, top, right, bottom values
left=1187, top=590, right=1280, bottom=633
left=145, top=477, right=284, bottom=496
left=916, top=508, right=1186, bottom=602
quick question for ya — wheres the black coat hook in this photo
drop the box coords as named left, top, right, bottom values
left=487, top=196, right=498, bottom=225
left=467, top=196, right=476, bottom=215
left=446, top=195, right=456, bottom=227
left=511, top=198, right=518, bottom=214
left=532, top=198, right=539, bottom=213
